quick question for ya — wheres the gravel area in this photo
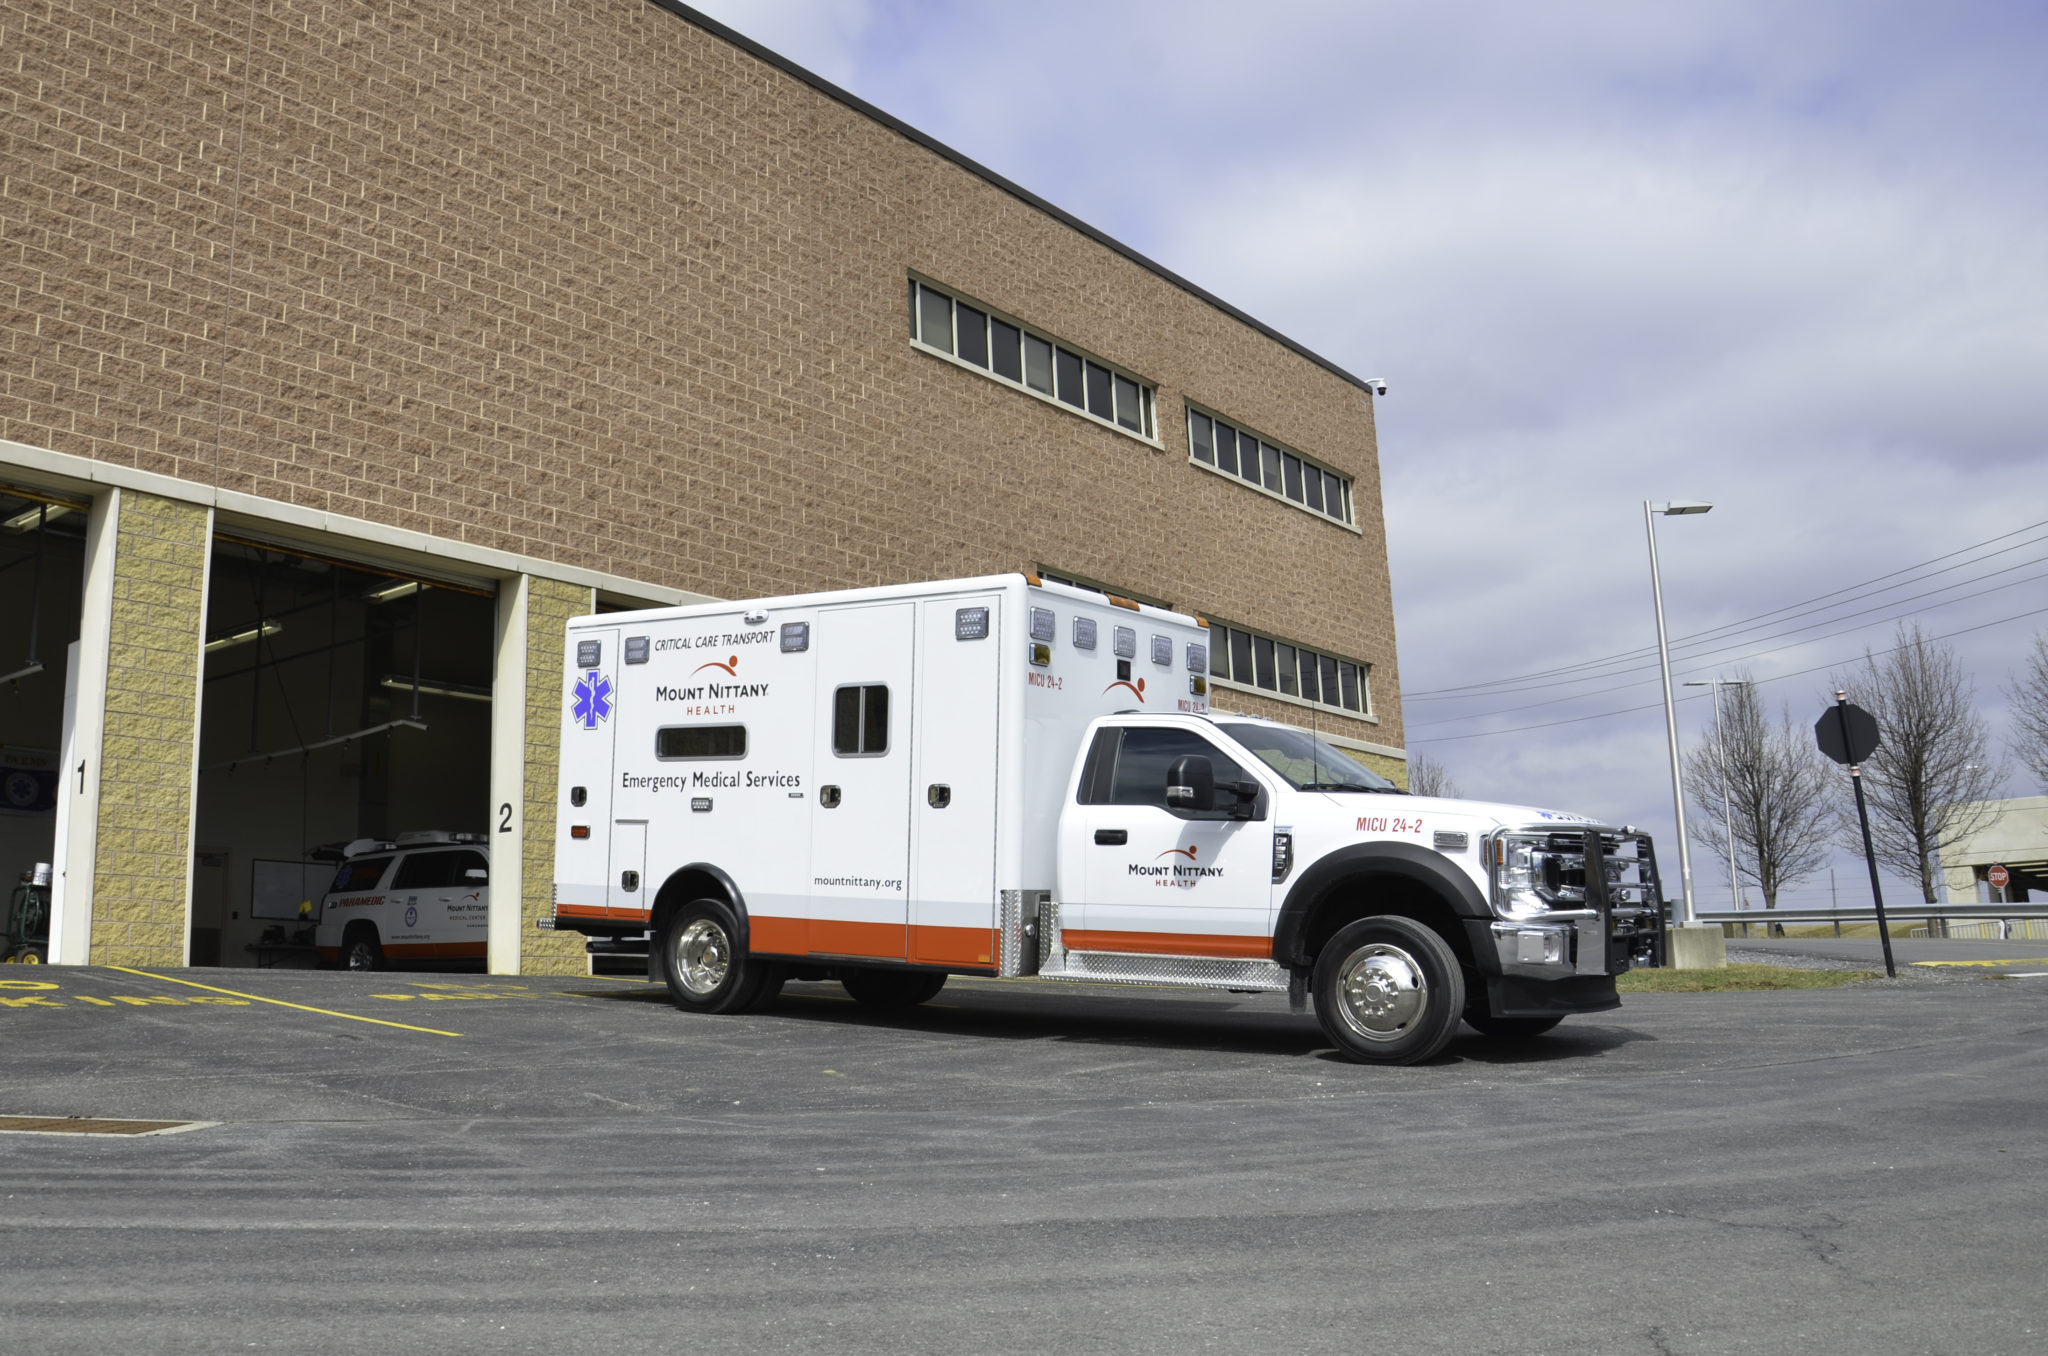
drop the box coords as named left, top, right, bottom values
left=1726, top=945, right=1979, bottom=984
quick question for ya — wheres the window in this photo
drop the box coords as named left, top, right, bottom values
left=832, top=685, right=889, bottom=756
left=330, top=856, right=392, bottom=894
left=910, top=278, right=1156, bottom=440
left=1205, top=620, right=1372, bottom=717
left=394, top=850, right=465, bottom=890
left=657, top=725, right=748, bottom=759
left=1218, top=722, right=1397, bottom=792
left=1186, top=404, right=1353, bottom=526
left=1106, top=728, right=1253, bottom=814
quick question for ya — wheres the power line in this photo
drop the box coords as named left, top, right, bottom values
left=1404, top=515, right=2048, bottom=699
left=1410, top=598, right=2048, bottom=744
left=1405, top=558, right=2048, bottom=730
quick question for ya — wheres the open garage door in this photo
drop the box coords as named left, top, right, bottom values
left=0, top=486, right=88, bottom=963
left=192, top=537, right=497, bottom=971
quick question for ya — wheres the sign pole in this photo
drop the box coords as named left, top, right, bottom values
left=1833, top=695, right=1896, bottom=978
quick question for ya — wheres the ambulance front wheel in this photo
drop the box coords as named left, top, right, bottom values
left=661, top=900, right=778, bottom=1015
left=1311, top=916, right=1465, bottom=1065
left=340, top=926, right=384, bottom=972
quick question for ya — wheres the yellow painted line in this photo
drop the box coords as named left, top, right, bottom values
left=1910, top=958, right=2048, bottom=968
left=105, top=968, right=462, bottom=1037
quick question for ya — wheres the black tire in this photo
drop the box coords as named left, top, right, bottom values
left=660, top=899, right=774, bottom=1014
left=1464, top=1011, right=1564, bottom=1040
left=839, top=968, right=947, bottom=1010
left=340, top=928, right=384, bottom=972
left=1311, top=916, right=1465, bottom=1065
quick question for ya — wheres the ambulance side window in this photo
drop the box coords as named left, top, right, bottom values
left=1075, top=728, right=1119, bottom=804
left=393, top=850, right=461, bottom=890
left=330, top=856, right=393, bottom=894
left=832, top=684, right=889, bottom=756
left=1108, top=729, right=1250, bottom=816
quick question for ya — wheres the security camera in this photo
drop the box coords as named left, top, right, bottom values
left=1365, top=378, right=1388, bottom=397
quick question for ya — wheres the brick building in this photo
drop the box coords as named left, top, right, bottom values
left=0, top=1, right=1403, bottom=972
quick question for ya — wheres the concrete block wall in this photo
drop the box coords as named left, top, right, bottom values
left=519, top=577, right=594, bottom=975
left=88, top=491, right=210, bottom=966
left=0, top=0, right=1404, bottom=754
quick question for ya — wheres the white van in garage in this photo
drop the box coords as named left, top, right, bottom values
left=314, top=832, right=490, bottom=970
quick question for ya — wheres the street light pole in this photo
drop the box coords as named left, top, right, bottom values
left=1645, top=499, right=1712, bottom=927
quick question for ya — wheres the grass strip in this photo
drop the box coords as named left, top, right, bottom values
left=1618, top=962, right=1881, bottom=993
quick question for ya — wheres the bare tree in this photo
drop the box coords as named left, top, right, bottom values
left=2010, top=631, right=2048, bottom=791
left=1406, top=751, right=1461, bottom=798
left=1830, top=623, right=2004, bottom=903
left=1683, top=675, right=1831, bottom=922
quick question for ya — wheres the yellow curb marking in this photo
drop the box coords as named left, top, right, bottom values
left=1911, top=958, right=2048, bottom=968
left=105, top=968, right=461, bottom=1037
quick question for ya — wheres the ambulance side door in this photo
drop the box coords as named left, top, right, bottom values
left=808, top=603, right=915, bottom=960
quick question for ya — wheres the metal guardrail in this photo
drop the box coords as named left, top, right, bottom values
left=1694, top=903, right=2048, bottom=941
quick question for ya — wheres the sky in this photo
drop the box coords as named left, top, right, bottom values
left=688, top=0, right=2048, bottom=909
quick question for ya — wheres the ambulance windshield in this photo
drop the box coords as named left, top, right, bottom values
left=1217, top=723, right=1401, bottom=793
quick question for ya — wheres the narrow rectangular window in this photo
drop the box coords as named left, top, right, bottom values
left=833, top=685, right=890, bottom=756
left=1298, top=651, right=1320, bottom=704
left=1253, top=635, right=1277, bottom=690
left=1276, top=643, right=1298, bottom=696
left=1339, top=662, right=1361, bottom=712
left=1210, top=631, right=1229, bottom=678
left=991, top=318, right=1022, bottom=381
left=1214, top=424, right=1238, bottom=476
left=657, top=725, right=748, bottom=759
left=1055, top=347, right=1084, bottom=407
left=1239, top=435, right=1261, bottom=484
left=1282, top=454, right=1305, bottom=503
left=908, top=280, right=917, bottom=337
left=1190, top=412, right=1214, bottom=464
left=1229, top=627, right=1253, bottom=683
left=1338, top=480, right=1352, bottom=522
left=1319, top=654, right=1340, bottom=707
left=918, top=286, right=954, bottom=355
left=1113, top=373, right=1142, bottom=431
left=956, top=302, right=988, bottom=367
left=1085, top=361, right=1113, bottom=420
left=1024, top=333, right=1054, bottom=394
left=1302, top=464, right=1324, bottom=514
left=1260, top=442, right=1282, bottom=491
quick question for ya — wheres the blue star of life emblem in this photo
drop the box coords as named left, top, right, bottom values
left=572, top=670, right=613, bottom=730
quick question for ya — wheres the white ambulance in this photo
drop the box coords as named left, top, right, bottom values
left=547, top=575, right=1661, bottom=1064
left=314, top=832, right=491, bottom=970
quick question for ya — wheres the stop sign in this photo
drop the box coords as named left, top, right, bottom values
left=1989, top=865, right=2010, bottom=890
left=1815, top=701, right=1881, bottom=765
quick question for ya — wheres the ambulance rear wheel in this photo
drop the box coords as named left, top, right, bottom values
left=839, top=968, right=947, bottom=1010
left=340, top=927, right=384, bottom=972
left=661, top=900, right=773, bottom=1015
left=1311, top=916, right=1464, bottom=1065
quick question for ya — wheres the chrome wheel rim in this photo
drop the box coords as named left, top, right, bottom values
left=1334, top=942, right=1427, bottom=1043
left=674, top=918, right=731, bottom=995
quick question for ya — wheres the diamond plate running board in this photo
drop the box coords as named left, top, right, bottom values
left=1036, top=949, right=1291, bottom=992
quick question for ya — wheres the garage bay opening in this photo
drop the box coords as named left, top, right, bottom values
left=192, top=538, right=496, bottom=971
left=0, top=486, right=87, bottom=964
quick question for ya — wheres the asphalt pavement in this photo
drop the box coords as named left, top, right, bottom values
left=1, top=962, right=2043, bottom=1354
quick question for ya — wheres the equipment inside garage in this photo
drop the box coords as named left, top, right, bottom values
left=191, top=538, right=496, bottom=969
left=0, top=486, right=86, bottom=963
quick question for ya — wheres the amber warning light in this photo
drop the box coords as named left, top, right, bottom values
left=570, top=825, right=591, bottom=840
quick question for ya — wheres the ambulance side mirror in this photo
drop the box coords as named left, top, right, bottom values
left=1165, top=755, right=1215, bottom=813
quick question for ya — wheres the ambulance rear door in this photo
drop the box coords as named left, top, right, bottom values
left=555, top=625, right=620, bottom=925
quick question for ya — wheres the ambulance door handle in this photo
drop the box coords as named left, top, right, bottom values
left=819, top=785, right=842, bottom=809
left=1094, top=829, right=1127, bottom=846
left=927, top=784, right=951, bottom=809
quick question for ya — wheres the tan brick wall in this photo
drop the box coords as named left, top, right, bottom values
left=1, top=1, right=1403, bottom=750
left=520, top=577, right=593, bottom=974
left=89, top=491, right=209, bottom=965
